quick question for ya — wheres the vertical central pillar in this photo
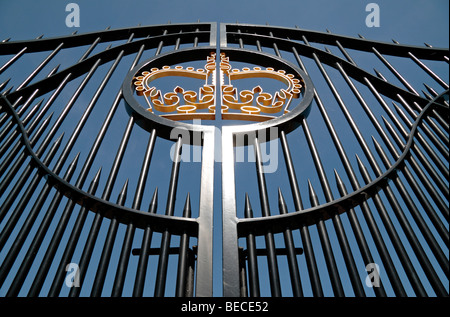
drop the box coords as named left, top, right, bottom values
left=221, top=128, right=241, bottom=297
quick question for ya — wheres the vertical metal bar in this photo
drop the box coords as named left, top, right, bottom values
left=372, top=137, right=449, bottom=277
left=396, top=94, right=448, bottom=151
left=359, top=34, right=448, bottom=130
left=253, top=136, right=282, bottom=297
left=51, top=50, right=126, bottom=178
left=244, top=194, right=260, bottom=297
left=111, top=174, right=136, bottom=297
left=307, top=181, right=345, bottom=297
left=0, top=65, right=61, bottom=174
left=194, top=28, right=200, bottom=47
left=340, top=49, right=449, bottom=223
left=154, top=136, right=182, bottom=297
left=175, top=193, right=192, bottom=297
left=331, top=60, right=448, bottom=233
left=237, top=29, right=244, bottom=48
left=0, top=47, right=28, bottom=75
left=302, top=119, right=365, bottom=297
left=272, top=34, right=365, bottom=297
left=16, top=42, right=64, bottom=91
left=355, top=156, right=429, bottom=296
left=277, top=188, right=303, bottom=297
left=357, top=155, right=447, bottom=296
left=382, top=118, right=449, bottom=231
left=19, top=25, right=142, bottom=294
left=0, top=34, right=44, bottom=75
left=0, top=108, right=50, bottom=187
left=53, top=113, right=135, bottom=296
left=0, top=63, right=59, bottom=147
left=77, top=27, right=112, bottom=62
left=129, top=130, right=158, bottom=296
left=360, top=42, right=419, bottom=95
left=27, top=167, right=101, bottom=296
left=25, top=61, right=104, bottom=296
left=0, top=85, right=13, bottom=97
left=239, top=247, right=248, bottom=297
left=0, top=71, right=71, bottom=188
left=4, top=153, right=79, bottom=296
left=423, top=84, right=449, bottom=107
left=385, top=103, right=449, bottom=195
left=383, top=112, right=449, bottom=211
left=334, top=170, right=387, bottom=297
left=371, top=73, right=448, bottom=158
left=68, top=113, right=136, bottom=297
left=31, top=43, right=129, bottom=295
left=0, top=131, right=63, bottom=251
left=0, top=99, right=43, bottom=159
left=0, top=133, right=64, bottom=287
left=392, top=39, right=448, bottom=89
left=90, top=179, right=129, bottom=297
left=69, top=42, right=145, bottom=291
left=0, top=53, right=97, bottom=193
left=292, top=42, right=406, bottom=296
left=308, top=50, right=407, bottom=296
left=332, top=34, right=449, bottom=172
left=279, top=131, right=323, bottom=296
left=133, top=188, right=158, bottom=297
left=373, top=102, right=449, bottom=201
left=392, top=102, right=450, bottom=160
left=112, top=36, right=161, bottom=297
left=336, top=55, right=446, bottom=292
left=185, top=249, right=196, bottom=297
left=174, top=30, right=182, bottom=51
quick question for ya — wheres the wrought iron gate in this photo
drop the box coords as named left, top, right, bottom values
left=0, top=22, right=448, bottom=297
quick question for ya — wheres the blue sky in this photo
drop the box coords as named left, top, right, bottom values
left=0, top=0, right=448, bottom=298
left=0, top=0, right=448, bottom=47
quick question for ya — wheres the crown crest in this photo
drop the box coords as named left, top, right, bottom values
left=133, top=52, right=305, bottom=122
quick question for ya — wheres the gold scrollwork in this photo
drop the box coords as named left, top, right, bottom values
left=133, top=52, right=304, bottom=122
left=220, top=53, right=303, bottom=117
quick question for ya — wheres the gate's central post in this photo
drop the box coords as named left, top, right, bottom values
left=221, top=127, right=242, bottom=297
left=195, top=126, right=216, bottom=296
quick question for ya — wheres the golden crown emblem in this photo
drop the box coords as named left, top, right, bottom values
left=133, top=53, right=304, bottom=122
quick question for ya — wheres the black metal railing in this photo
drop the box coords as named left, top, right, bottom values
left=0, top=22, right=216, bottom=297
left=220, top=23, right=448, bottom=297
left=0, top=22, right=448, bottom=298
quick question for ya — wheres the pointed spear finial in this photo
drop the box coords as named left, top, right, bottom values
left=70, top=152, right=81, bottom=167
left=278, top=188, right=288, bottom=215
left=334, top=169, right=348, bottom=196
left=373, top=68, right=387, bottom=81
left=355, top=154, right=368, bottom=175
left=423, top=83, right=438, bottom=97
left=115, top=179, right=128, bottom=205
left=307, top=180, right=319, bottom=207
left=148, top=187, right=158, bottom=214
left=88, top=166, right=102, bottom=195
left=244, top=193, right=253, bottom=218
left=1, top=86, right=13, bottom=96
left=182, top=192, right=191, bottom=218
left=47, top=64, right=60, bottom=77
left=0, top=78, right=11, bottom=91
left=62, top=152, right=80, bottom=181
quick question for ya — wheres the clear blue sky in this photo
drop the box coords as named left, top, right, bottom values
left=0, top=0, right=448, bottom=298
left=0, top=0, right=448, bottom=47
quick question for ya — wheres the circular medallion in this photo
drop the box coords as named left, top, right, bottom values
left=122, top=47, right=315, bottom=140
